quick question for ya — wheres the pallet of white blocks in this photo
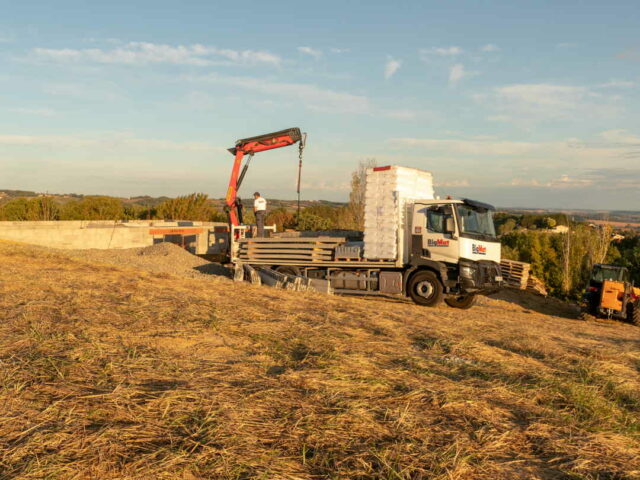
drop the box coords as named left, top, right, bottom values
left=363, top=165, right=434, bottom=260
left=237, top=237, right=345, bottom=263
left=500, top=259, right=530, bottom=289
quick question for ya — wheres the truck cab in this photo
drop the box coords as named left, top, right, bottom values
left=405, top=198, right=502, bottom=307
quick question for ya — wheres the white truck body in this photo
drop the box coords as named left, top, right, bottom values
left=232, top=165, right=503, bottom=308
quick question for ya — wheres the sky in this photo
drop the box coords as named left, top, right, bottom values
left=0, top=0, right=639, bottom=209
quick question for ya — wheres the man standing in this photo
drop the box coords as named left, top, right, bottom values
left=253, top=192, right=267, bottom=237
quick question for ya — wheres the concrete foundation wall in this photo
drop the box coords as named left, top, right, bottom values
left=0, top=220, right=227, bottom=251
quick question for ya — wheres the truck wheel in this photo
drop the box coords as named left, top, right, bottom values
left=275, top=265, right=301, bottom=276
left=628, top=300, right=640, bottom=326
left=408, top=270, right=444, bottom=307
left=445, top=294, right=477, bottom=309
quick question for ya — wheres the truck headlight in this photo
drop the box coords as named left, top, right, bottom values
left=460, top=266, right=475, bottom=278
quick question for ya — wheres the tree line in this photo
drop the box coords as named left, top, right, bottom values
left=501, top=224, right=640, bottom=299
left=3, top=162, right=638, bottom=300
left=0, top=160, right=374, bottom=230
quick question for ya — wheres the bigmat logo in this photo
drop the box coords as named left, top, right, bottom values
left=428, top=239, right=450, bottom=247
left=472, top=244, right=487, bottom=255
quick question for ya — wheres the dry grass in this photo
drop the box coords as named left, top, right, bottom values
left=1, top=241, right=639, bottom=480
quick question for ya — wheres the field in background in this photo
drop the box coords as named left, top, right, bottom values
left=1, top=242, right=639, bottom=479
left=587, top=219, right=640, bottom=230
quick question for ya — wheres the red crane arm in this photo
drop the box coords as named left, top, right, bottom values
left=224, top=128, right=303, bottom=226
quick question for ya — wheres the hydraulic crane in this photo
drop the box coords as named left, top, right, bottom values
left=224, top=127, right=306, bottom=227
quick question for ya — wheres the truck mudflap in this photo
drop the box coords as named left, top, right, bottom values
left=458, top=258, right=502, bottom=294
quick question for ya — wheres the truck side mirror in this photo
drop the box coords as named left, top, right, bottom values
left=445, top=216, right=455, bottom=234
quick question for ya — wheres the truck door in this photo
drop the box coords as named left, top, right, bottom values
left=422, top=204, right=459, bottom=263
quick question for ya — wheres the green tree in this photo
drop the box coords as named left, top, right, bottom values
left=498, top=218, right=517, bottom=235
left=0, top=198, right=30, bottom=220
left=61, top=196, right=125, bottom=220
left=156, top=193, right=224, bottom=221
left=343, top=159, right=377, bottom=230
left=266, top=208, right=295, bottom=231
left=297, top=212, right=333, bottom=231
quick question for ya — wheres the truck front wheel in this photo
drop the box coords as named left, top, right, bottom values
left=408, top=270, right=444, bottom=307
left=445, top=294, right=477, bottom=309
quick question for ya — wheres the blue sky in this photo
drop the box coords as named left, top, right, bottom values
left=1, top=0, right=639, bottom=209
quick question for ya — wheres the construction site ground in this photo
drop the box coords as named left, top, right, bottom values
left=1, top=241, right=639, bottom=479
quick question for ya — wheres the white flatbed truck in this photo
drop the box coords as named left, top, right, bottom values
left=231, top=166, right=502, bottom=308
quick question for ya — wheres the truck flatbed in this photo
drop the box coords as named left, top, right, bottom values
left=234, top=259, right=398, bottom=268
left=233, top=236, right=398, bottom=267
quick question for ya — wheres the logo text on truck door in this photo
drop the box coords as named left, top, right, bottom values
left=472, top=244, right=487, bottom=255
left=428, top=239, right=450, bottom=247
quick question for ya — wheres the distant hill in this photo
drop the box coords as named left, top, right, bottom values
left=500, top=208, right=640, bottom=228
left=0, top=189, right=39, bottom=198
left=1, top=189, right=637, bottom=221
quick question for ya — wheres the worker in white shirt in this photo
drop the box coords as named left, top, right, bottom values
left=253, top=192, right=267, bottom=237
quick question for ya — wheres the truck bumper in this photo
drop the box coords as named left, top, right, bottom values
left=458, top=259, right=502, bottom=294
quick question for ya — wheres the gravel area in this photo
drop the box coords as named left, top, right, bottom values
left=64, top=242, right=232, bottom=279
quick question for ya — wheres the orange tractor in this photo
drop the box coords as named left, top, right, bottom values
left=583, top=264, right=640, bottom=326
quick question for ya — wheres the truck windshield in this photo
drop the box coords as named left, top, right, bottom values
left=591, top=266, right=626, bottom=283
left=456, top=205, right=497, bottom=240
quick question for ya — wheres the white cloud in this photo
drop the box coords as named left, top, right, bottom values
left=186, top=74, right=371, bottom=114
left=496, top=83, right=588, bottom=108
left=297, top=46, right=322, bottom=58
left=480, top=44, right=499, bottom=52
left=330, top=48, right=350, bottom=54
left=510, top=178, right=543, bottom=187
left=448, top=64, right=469, bottom=85
left=0, top=132, right=222, bottom=152
left=436, top=179, right=470, bottom=187
left=8, top=107, right=57, bottom=117
left=391, top=137, right=538, bottom=156
left=390, top=131, right=640, bottom=180
left=510, top=174, right=593, bottom=189
left=382, top=109, right=418, bottom=120
left=31, top=42, right=282, bottom=66
left=599, top=129, right=640, bottom=145
left=486, top=114, right=511, bottom=122
left=598, top=80, right=636, bottom=88
left=301, top=180, right=350, bottom=192
left=420, top=46, right=463, bottom=57
left=384, top=58, right=401, bottom=79
left=476, top=83, right=621, bottom=121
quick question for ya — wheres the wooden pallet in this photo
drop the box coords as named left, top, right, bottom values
left=500, top=259, right=530, bottom=289
left=526, top=275, right=548, bottom=296
left=237, top=237, right=344, bottom=263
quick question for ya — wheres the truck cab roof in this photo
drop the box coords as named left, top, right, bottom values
left=413, top=198, right=496, bottom=211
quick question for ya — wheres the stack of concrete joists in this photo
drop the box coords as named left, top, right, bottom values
left=234, top=263, right=333, bottom=294
left=363, top=166, right=434, bottom=261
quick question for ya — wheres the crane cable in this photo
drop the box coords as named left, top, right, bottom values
left=296, top=133, right=307, bottom=226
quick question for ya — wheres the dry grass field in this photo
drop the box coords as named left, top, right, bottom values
left=1, top=241, right=639, bottom=479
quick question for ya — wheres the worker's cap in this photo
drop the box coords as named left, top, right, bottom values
left=253, top=192, right=260, bottom=196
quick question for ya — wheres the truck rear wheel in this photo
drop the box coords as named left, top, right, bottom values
left=628, top=300, right=640, bottom=326
left=445, top=294, right=477, bottom=309
left=408, top=270, right=444, bottom=307
left=275, top=265, right=301, bottom=276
